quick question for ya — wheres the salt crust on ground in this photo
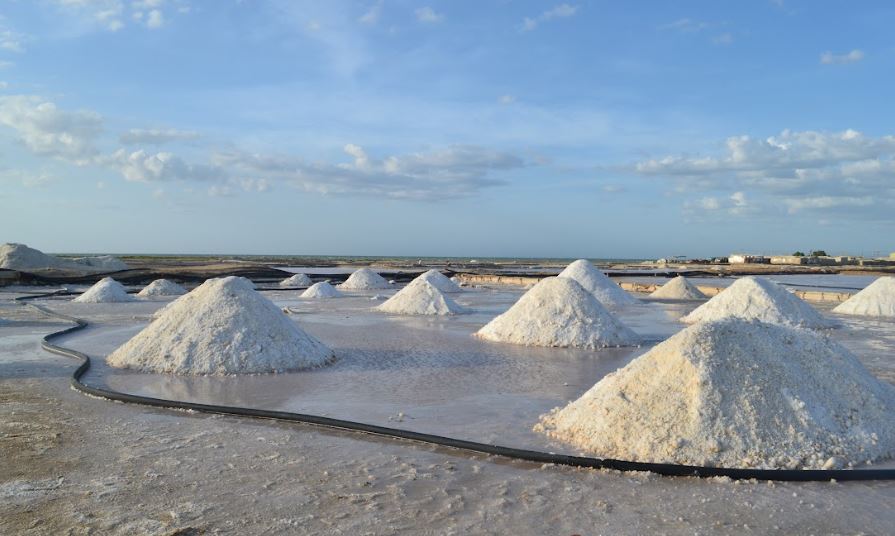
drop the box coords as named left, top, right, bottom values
left=338, top=268, right=391, bottom=290
left=376, top=278, right=467, bottom=316
left=557, top=259, right=638, bottom=306
left=537, top=318, right=895, bottom=469
left=476, top=277, right=639, bottom=348
left=280, top=273, right=313, bottom=287
left=301, top=281, right=343, bottom=299
left=107, top=276, right=333, bottom=375
left=682, top=276, right=837, bottom=328
left=73, top=278, right=135, bottom=303
left=418, top=269, right=462, bottom=293
left=0, top=243, right=127, bottom=271
left=650, top=276, right=707, bottom=300
left=138, top=279, right=187, bottom=297
left=834, top=277, right=895, bottom=317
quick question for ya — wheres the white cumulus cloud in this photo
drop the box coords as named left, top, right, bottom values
left=0, top=95, right=103, bottom=162
left=415, top=7, right=444, bottom=24
left=820, top=49, right=864, bottom=65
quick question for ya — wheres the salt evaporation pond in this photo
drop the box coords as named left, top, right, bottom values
left=41, top=276, right=895, bottom=470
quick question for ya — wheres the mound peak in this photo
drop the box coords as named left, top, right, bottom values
left=649, top=276, right=707, bottom=300
left=377, top=278, right=467, bottom=315
left=557, top=259, right=638, bottom=306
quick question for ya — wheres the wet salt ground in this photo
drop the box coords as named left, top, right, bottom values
left=32, top=283, right=895, bottom=469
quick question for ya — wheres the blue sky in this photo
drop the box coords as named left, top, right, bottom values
left=1, top=1, right=893, bottom=257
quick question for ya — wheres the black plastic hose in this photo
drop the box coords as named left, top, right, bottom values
left=16, top=291, right=895, bottom=481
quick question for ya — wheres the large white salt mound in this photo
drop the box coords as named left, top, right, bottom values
left=73, top=277, right=135, bottom=303
left=376, top=278, right=467, bottom=316
left=833, top=277, right=895, bottom=317
left=476, top=277, right=638, bottom=348
left=69, top=255, right=129, bottom=271
left=301, top=281, right=343, bottom=299
left=537, top=319, right=895, bottom=469
left=681, top=276, right=836, bottom=328
left=558, top=259, right=638, bottom=306
left=649, top=276, right=707, bottom=300
left=138, top=279, right=187, bottom=297
left=108, top=276, right=333, bottom=375
left=280, top=273, right=313, bottom=287
left=417, top=269, right=462, bottom=293
left=338, top=268, right=391, bottom=290
left=0, top=243, right=70, bottom=271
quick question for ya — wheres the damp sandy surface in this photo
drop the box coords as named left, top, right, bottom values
left=3, top=284, right=895, bottom=534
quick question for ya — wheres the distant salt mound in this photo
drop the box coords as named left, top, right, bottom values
left=417, top=269, right=462, bottom=293
left=70, top=255, right=129, bottom=271
left=301, top=281, right=343, bottom=299
left=650, top=276, right=707, bottom=300
left=834, top=277, right=895, bottom=318
left=338, top=268, right=391, bottom=290
left=0, top=243, right=69, bottom=271
left=682, top=276, right=836, bottom=328
left=0, top=243, right=128, bottom=272
left=138, top=279, right=187, bottom=297
left=377, top=278, right=467, bottom=316
left=280, top=273, right=313, bottom=287
left=108, top=276, right=333, bottom=375
left=537, top=319, right=895, bottom=469
left=558, top=259, right=638, bottom=306
left=73, top=277, right=135, bottom=303
left=476, top=277, right=638, bottom=348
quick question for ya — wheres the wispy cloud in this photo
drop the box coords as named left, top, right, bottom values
left=358, top=1, right=383, bottom=25
left=415, top=7, right=444, bottom=24
left=820, top=49, right=864, bottom=65
left=521, top=4, right=578, bottom=32
left=660, top=18, right=709, bottom=32
left=119, top=128, right=199, bottom=145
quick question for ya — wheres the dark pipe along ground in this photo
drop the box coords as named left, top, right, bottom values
left=16, top=291, right=895, bottom=482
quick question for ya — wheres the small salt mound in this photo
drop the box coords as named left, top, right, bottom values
left=833, top=277, right=895, bottom=317
left=108, top=276, right=333, bottom=375
left=682, top=276, right=836, bottom=328
left=476, top=277, right=638, bottom=348
left=338, top=268, right=391, bottom=290
left=301, top=281, right=343, bottom=299
left=73, top=277, right=135, bottom=303
left=537, top=319, right=895, bottom=469
left=376, top=278, right=467, bottom=316
left=558, top=259, right=638, bottom=306
left=280, top=273, right=313, bottom=287
left=417, top=269, right=462, bottom=293
left=138, top=279, right=187, bottom=297
left=649, top=276, right=707, bottom=300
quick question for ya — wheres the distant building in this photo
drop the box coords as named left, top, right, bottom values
left=770, top=256, right=806, bottom=265
left=729, top=254, right=769, bottom=264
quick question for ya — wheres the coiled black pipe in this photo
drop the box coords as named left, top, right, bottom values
left=16, top=291, right=895, bottom=482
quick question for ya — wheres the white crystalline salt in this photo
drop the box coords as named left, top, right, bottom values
left=73, top=277, right=136, bottom=303
left=0, top=243, right=127, bottom=272
left=833, top=277, right=895, bottom=317
left=376, top=278, right=467, bottom=316
left=417, top=269, right=462, bottom=293
left=682, top=276, right=837, bottom=328
left=536, top=318, right=895, bottom=469
left=649, top=276, right=707, bottom=300
left=338, top=268, right=391, bottom=290
left=557, top=259, right=638, bottom=306
left=300, top=281, right=343, bottom=299
left=475, top=277, right=639, bottom=348
left=107, top=276, right=333, bottom=375
left=138, top=279, right=187, bottom=297
left=280, top=273, right=313, bottom=287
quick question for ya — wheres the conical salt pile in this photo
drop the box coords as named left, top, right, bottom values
left=338, top=268, right=391, bottom=290
left=476, top=277, right=638, bottom=348
left=301, top=281, right=343, bottom=299
left=536, top=319, right=895, bottom=469
left=649, top=276, right=707, bottom=300
left=376, top=278, right=467, bottom=315
left=417, top=269, right=462, bottom=293
left=833, top=277, right=895, bottom=317
left=682, top=276, right=836, bottom=328
left=138, top=279, right=187, bottom=297
left=558, top=259, right=638, bottom=306
left=73, top=277, right=135, bottom=303
left=107, top=276, right=333, bottom=375
left=280, top=273, right=313, bottom=287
